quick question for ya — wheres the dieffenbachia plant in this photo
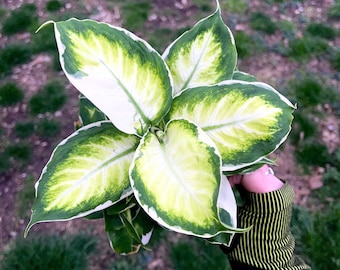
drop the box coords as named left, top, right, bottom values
left=25, top=1, right=295, bottom=254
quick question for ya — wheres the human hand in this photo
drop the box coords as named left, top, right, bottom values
left=227, top=164, right=284, bottom=193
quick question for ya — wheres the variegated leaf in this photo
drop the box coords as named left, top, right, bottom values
left=41, top=19, right=173, bottom=135
left=232, top=70, right=258, bottom=82
left=79, top=95, right=107, bottom=126
left=162, top=3, right=236, bottom=95
left=130, top=118, right=235, bottom=238
left=25, top=121, right=139, bottom=235
left=166, top=81, right=295, bottom=171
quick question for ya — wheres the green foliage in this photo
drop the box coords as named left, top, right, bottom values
left=331, top=50, right=340, bottom=71
left=110, top=226, right=166, bottom=269
left=292, top=204, right=340, bottom=270
left=286, top=37, right=329, bottom=60
left=0, top=82, right=24, bottom=106
left=170, top=237, right=231, bottom=270
left=290, top=112, right=317, bottom=145
left=249, top=12, right=277, bottom=35
left=0, top=234, right=97, bottom=270
left=36, top=118, right=61, bottom=138
left=278, top=20, right=296, bottom=39
left=2, top=3, right=39, bottom=35
left=110, top=250, right=152, bottom=270
left=46, top=0, right=64, bottom=12
left=51, top=50, right=63, bottom=71
left=233, top=31, right=253, bottom=58
left=0, top=43, right=32, bottom=75
left=16, top=175, right=36, bottom=218
left=5, top=143, right=32, bottom=165
left=288, top=75, right=335, bottom=108
left=192, top=0, right=213, bottom=12
left=312, top=165, right=340, bottom=203
left=31, top=23, right=57, bottom=54
left=0, top=151, right=11, bottom=174
left=328, top=2, right=340, bottom=19
left=121, top=1, right=152, bottom=30
left=29, top=80, right=67, bottom=115
left=306, top=22, right=336, bottom=40
left=25, top=3, right=295, bottom=254
left=222, top=0, right=247, bottom=13
left=15, top=121, right=35, bottom=138
left=295, top=142, right=330, bottom=167
left=0, top=7, right=6, bottom=21
left=148, top=27, right=190, bottom=53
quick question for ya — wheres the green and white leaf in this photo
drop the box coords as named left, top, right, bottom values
left=79, top=95, right=107, bottom=126
left=223, top=156, right=277, bottom=175
left=130, top=118, right=235, bottom=239
left=232, top=70, right=258, bottom=82
left=162, top=4, right=236, bottom=96
left=25, top=121, right=140, bottom=235
left=217, top=175, right=237, bottom=228
left=166, top=81, right=295, bottom=171
left=43, top=19, right=173, bottom=135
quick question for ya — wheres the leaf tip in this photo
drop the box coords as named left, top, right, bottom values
left=36, top=20, right=55, bottom=33
left=24, top=222, right=33, bottom=238
left=24, top=213, right=38, bottom=238
left=215, top=0, right=221, bottom=15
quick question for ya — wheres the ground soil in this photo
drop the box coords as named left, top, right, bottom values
left=0, top=1, right=339, bottom=269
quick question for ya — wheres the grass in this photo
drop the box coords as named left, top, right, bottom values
left=111, top=231, right=232, bottom=270
left=0, top=43, right=32, bottom=75
left=233, top=31, right=254, bottom=59
left=0, top=82, right=24, bottom=106
left=192, top=0, right=214, bottom=12
left=288, top=75, right=336, bottom=108
left=5, top=143, right=32, bottom=166
left=286, top=36, right=330, bottom=61
left=31, top=23, right=58, bottom=54
left=14, top=121, right=35, bottom=139
left=331, top=50, right=340, bottom=71
left=148, top=27, right=189, bottom=53
left=291, top=147, right=340, bottom=269
left=222, top=0, right=248, bottom=13
left=29, top=80, right=67, bottom=115
left=249, top=12, right=277, bottom=35
left=0, top=234, right=97, bottom=270
left=0, top=151, right=11, bottom=174
left=16, top=175, right=36, bottom=218
left=278, top=20, right=296, bottom=39
left=306, top=22, right=336, bottom=40
left=110, top=250, right=153, bottom=270
left=290, top=112, right=318, bottom=145
left=121, top=1, right=152, bottom=31
left=327, top=2, right=340, bottom=19
left=1, top=3, right=39, bottom=36
left=45, top=0, right=64, bottom=12
left=36, top=119, right=61, bottom=138
left=295, top=142, right=330, bottom=168
left=170, top=236, right=231, bottom=270
left=292, top=204, right=340, bottom=270
left=314, top=167, right=340, bottom=203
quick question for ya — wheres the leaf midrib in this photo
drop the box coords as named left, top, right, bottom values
left=49, top=147, right=135, bottom=208
left=180, top=31, right=213, bottom=91
left=72, top=33, right=150, bottom=126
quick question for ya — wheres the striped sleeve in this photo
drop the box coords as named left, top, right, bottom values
left=227, top=182, right=311, bottom=270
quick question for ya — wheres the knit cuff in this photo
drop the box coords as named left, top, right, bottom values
left=241, top=181, right=294, bottom=215
left=227, top=182, right=311, bottom=269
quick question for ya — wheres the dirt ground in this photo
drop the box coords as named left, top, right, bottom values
left=0, top=0, right=339, bottom=269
